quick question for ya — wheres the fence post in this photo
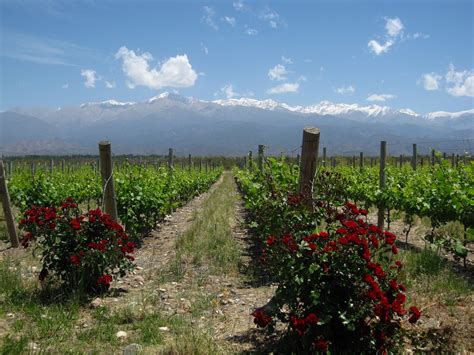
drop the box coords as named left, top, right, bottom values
left=168, top=148, right=174, bottom=170
left=188, top=154, right=192, bottom=172
left=298, top=127, right=320, bottom=206
left=451, top=153, right=455, bottom=168
left=258, top=144, right=265, bottom=172
left=99, top=141, right=118, bottom=221
left=359, top=152, right=364, bottom=170
left=377, top=141, right=387, bottom=230
left=323, top=147, right=327, bottom=167
left=412, top=144, right=417, bottom=170
left=8, top=161, right=13, bottom=177
left=0, top=160, right=20, bottom=247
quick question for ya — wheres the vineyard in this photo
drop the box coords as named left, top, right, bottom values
left=0, top=133, right=473, bottom=353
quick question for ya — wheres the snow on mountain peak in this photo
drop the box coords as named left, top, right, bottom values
left=80, top=99, right=136, bottom=108
left=425, top=108, right=474, bottom=120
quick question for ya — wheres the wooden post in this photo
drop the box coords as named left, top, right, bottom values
left=377, top=141, right=387, bottom=230
left=352, top=155, right=356, bottom=169
left=258, top=144, right=265, bottom=172
left=49, top=159, right=54, bottom=174
left=168, top=148, right=174, bottom=170
left=298, top=127, right=320, bottom=204
left=399, top=154, right=403, bottom=168
left=188, top=154, right=192, bottom=171
left=451, top=153, right=455, bottom=168
left=7, top=161, right=13, bottom=178
left=370, top=157, right=374, bottom=168
left=0, top=160, right=19, bottom=247
left=359, top=152, right=364, bottom=170
left=323, top=147, right=327, bottom=167
left=412, top=144, right=417, bottom=170
left=99, top=141, right=118, bottom=221
left=30, top=163, right=36, bottom=176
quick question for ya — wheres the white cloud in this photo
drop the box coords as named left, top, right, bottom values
left=219, top=84, right=238, bottom=99
left=281, top=56, right=293, bottom=64
left=366, top=93, right=396, bottom=102
left=368, top=17, right=408, bottom=56
left=115, top=46, right=198, bottom=90
left=202, top=6, right=218, bottom=30
left=105, top=80, right=116, bottom=89
left=223, top=16, right=236, bottom=26
left=233, top=0, right=246, bottom=11
left=245, top=28, right=258, bottom=36
left=421, top=72, right=442, bottom=91
left=334, top=85, right=355, bottom=95
left=215, top=84, right=253, bottom=99
left=81, top=69, right=99, bottom=88
left=268, top=64, right=288, bottom=81
left=409, top=32, right=430, bottom=39
left=267, top=82, right=299, bottom=94
left=62, top=83, right=69, bottom=89
left=200, top=42, right=209, bottom=55
left=385, top=17, right=404, bottom=38
left=1, top=30, right=99, bottom=66
left=368, top=39, right=394, bottom=55
left=445, top=63, right=474, bottom=97
left=259, top=6, right=285, bottom=28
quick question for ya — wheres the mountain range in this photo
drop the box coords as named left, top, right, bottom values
left=1, top=92, right=473, bottom=156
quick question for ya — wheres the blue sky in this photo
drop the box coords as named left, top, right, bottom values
left=1, top=0, right=473, bottom=114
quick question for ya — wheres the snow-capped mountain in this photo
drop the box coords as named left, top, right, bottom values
left=1, top=93, right=472, bottom=156
left=79, top=99, right=136, bottom=108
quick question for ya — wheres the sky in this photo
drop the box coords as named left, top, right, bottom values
left=1, top=0, right=473, bottom=114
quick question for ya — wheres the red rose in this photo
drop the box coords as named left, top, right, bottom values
left=408, top=306, right=421, bottom=324
left=313, top=339, right=329, bottom=352
left=70, top=218, right=81, bottom=230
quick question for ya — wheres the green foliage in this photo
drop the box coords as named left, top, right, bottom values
left=8, top=164, right=222, bottom=242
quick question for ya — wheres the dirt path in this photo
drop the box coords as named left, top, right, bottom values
left=96, top=172, right=275, bottom=352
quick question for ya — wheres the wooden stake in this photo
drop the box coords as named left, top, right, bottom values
left=377, top=141, right=386, bottom=230
left=412, top=144, right=417, bottom=170
left=258, top=145, right=265, bottom=172
left=359, top=152, right=364, bottom=170
left=323, top=147, right=327, bottom=167
left=0, top=160, right=19, bottom=247
left=298, top=127, right=320, bottom=204
left=168, top=148, right=174, bottom=170
left=99, top=141, right=118, bottom=221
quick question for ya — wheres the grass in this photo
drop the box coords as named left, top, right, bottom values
left=174, top=172, right=241, bottom=277
left=399, top=247, right=472, bottom=306
left=0, top=253, right=229, bottom=354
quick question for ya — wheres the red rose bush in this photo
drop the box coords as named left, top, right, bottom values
left=19, top=197, right=135, bottom=293
left=253, top=202, right=421, bottom=353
